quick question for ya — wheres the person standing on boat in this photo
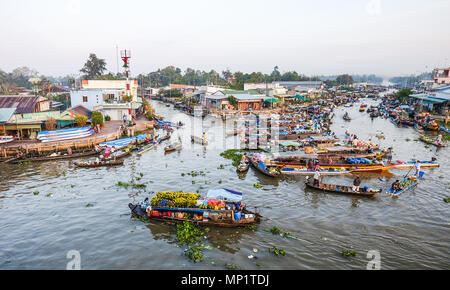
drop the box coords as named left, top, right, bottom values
left=436, top=134, right=443, bottom=146
left=386, top=147, right=393, bottom=164
left=105, top=146, right=111, bottom=158
left=202, top=132, right=207, bottom=144
left=313, top=170, right=321, bottom=186
left=415, top=161, right=421, bottom=177
left=353, top=176, right=361, bottom=192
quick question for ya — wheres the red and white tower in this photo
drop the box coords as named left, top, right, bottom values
left=120, top=49, right=132, bottom=118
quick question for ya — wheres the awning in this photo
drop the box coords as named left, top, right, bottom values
left=264, top=98, right=279, bottom=103
left=409, top=94, right=447, bottom=104
left=206, top=188, right=242, bottom=202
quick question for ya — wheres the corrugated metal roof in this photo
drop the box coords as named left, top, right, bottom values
left=0, top=108, right=16, bottom=123
left=67, top=105, right=92, bottom=118
left=0, top=95, right=40, bottom=113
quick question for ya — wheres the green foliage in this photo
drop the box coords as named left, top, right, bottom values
left=91, top=112, right=104, bottom=127
left=104, top=115, right=111, bottom=121
left=340, top=250, right=357, bottom=257
left=75, top=115, right=88, bottom=127
left=268, top=246, right=286, bottom=256
left=444, top=197, right=450, bottom=203
left=227, top=95, right=237, bottom=108
left=80, top=53, right=107, bottom=79
left=394, top=88, right=413, bottom=104
left=253, top=183, right=263, bottom=188
left=33, top=190, right=39, bottom=195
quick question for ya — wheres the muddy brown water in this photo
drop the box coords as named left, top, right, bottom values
left=0, top=98, right=449, bottom=269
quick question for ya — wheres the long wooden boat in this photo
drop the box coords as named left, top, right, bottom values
left=393, top=160, right=439, bottom=169
left=281, top=167, right=353, bottom=176
left=351, top=163, right=398, bottom=173
left=129, top=189, right=260, bottom=227
left=129, top=203, right=260, bottom=227
left=0, top=136, right=14, bottom=144
left=75, top=160, right=124, bottom=167
left=137, top=142, right=158, bottom=155
left=12, top=149, right=103, bottom=163
left=305, top=181, right=381, bottom=197
left=419, top=136, right=445, bottom=147
left=249, top=157, right=280, bottom=177
left=105, top=150, right=131, bottom=160
left=276, top=161, right=384, bottom=169
left=37, top=126, right=95, bottom=143
left=386, top=171, right=424, bottom=197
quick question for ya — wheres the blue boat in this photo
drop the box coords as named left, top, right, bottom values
left=386, top=171, right=424, bottom=197
left=439, top=125, right=450, bottom=134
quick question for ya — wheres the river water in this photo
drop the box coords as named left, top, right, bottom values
left=0, top=98, right=449, bottom=270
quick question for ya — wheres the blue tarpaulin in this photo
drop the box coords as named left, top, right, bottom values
left=206, top=188, right=243, bottom=202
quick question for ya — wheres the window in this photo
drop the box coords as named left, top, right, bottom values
left=82, top=96, right=88, bottom=102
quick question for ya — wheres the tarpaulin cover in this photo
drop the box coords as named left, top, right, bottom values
left=206, top=188, right=243, bottom=202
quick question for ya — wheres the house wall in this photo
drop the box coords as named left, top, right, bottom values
left=238, top=101, right=261, bottom=111
left=70, top=90, right=103, bottom=111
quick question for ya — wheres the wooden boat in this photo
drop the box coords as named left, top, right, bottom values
left=0, top=136, right=14, bottom=144
left=191, top=135, right=208, bottom=145
left=75, top=160, right=124, bottom=167
left=137, top=142, right=158, bottom=155
left=37, top=126, right=95, bottom=143
left=164, top=141, right=182, bottom=153
left=129, top=189, right=260, bottom=227
left=419, top=136, right=445, bottom=147
left=439, top=125, right=450, bottom=134
left=105, top=150, right=131, bottom=160
left=393, top=160, right=439, bottom=169
left=12, top=149, right=103, bottom=163
left=305, top=181, right=381, bottom=197
left=237, top=161, right=249, bottom=172
left=386, top=171, right=424, bottom=197
left=249, top=157, right=280, bottom=177
left=160, top=133, right=171, bottom=142
left=281, top=167, right=353, bottom=176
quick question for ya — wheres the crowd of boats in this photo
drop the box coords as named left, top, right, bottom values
left=1, top=91, right=447, bottom=228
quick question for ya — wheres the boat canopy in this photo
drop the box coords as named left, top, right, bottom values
left=206, top=188, right=243, bottom=202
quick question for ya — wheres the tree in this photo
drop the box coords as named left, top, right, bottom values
left=336, top=74, right=354, bottom=85
left=91, top=112, right=104, bottom=127
left=75, top=115, right=88, bottom=127
left=80, top=54, right=107, bottom=79
left=227, top=95, right=238, bottom=109
left=394, top=88, right=412, bottom=104
left=45, top=118, right=56, bottom=131
left=270, top=66, right=281, bottom=82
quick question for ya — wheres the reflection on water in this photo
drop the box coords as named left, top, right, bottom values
left=0, top=98, right=449, bottom=269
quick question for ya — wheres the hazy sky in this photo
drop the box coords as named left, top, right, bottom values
left=1, top=0, right=449, bottom=77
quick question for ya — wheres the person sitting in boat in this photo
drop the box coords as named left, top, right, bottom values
left=141, top=197, right=151, bottom=210
left=67, top=147, right=72, bottom=156
left=392, top=180, right=401, bottom=192
left=241, top=153, right=248, bottom=163
left=353, top=176, right=361, bottom=192
left=95, top=157, right=100, bottom=165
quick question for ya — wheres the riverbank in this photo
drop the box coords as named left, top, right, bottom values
left=0, top=119, right=154, bottom=158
